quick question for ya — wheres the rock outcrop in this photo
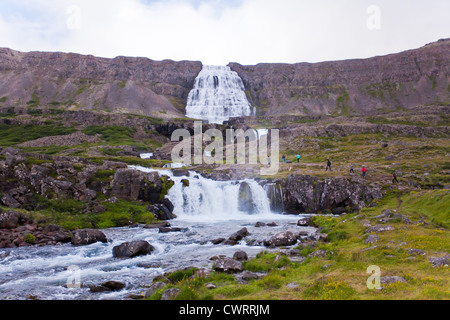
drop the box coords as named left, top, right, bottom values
left=0, top=148, right=174, bottom=215
left=271, top=175, right=383, bottom=214
left=229, top=38, right=450, bottom=117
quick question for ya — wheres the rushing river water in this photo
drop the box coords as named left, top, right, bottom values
left=0, top=166, right=314, bottom=300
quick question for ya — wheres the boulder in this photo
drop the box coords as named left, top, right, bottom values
left=101, top=281, right=126, bottom=291
left=228, top=227, right=249, bottom=242
left=159, top=227, right=182, bottom=233
left=0, top=211, right=21, bottom=229
left=172, top=169, right=189, bottom=177
left=112, top=240, right=154, bottom=258
left=380, top=276, right=407, bottom=285
left=161, top=288, right=180, bottom=300
left=428, top=254, right=450, bottom=267
left=233, top=251, right=248, bottom=261
left=365, top=225, right=395, bottom=233
left=71, top=229, right=107, bottom=246
left=297, top=216, right=312, bottom=226
left=365, top=234, right=380, bottom=244
left=214, top=257, right=243, bottom=273
left=265, top=231, right=297, bottom=247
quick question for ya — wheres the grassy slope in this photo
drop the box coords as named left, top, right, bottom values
left=147, top=189, right=450, bottom=300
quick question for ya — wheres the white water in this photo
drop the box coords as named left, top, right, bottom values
left=185, top=65, right=256, bottom=124
left=0, top=166, right=314, bottom=300
left=131, top=166, right=276, bottom=222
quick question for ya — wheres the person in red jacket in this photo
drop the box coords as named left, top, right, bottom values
left=362, top=165, right=367, bottom=179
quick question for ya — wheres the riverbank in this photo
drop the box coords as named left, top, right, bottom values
left=146, top=189, right=449, bottom=300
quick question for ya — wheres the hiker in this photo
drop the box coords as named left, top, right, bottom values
left=282, top=155, right=286, bottom=163
left=326, top=159, right=332, bottom=171
left=362, top=166, right=367, bottom=179
left=296, top=154, right=300, bottom=163
left=349, top=165, right=354, bottom=174
left=392, top=171, right=399, bottom=184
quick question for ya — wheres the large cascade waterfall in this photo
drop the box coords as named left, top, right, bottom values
left=185, top=65, right=256, bottom=124
left=130, top=166, right=278, bottom=220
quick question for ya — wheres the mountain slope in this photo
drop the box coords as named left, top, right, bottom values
left=0, top=48, right=202, bottom=118
left=229, top=38, right=450, bottom=116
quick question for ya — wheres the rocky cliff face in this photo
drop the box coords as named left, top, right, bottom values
left=229, top=39, right=450, bottom=116
left=0, top=48, right=202, bottom=118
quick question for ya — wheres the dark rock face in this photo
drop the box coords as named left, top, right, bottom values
left=71, top=229, right=107, bottom=246
left=229, top=39, right=450, bottom=117
left=238, top=182, right=256, bottom=214
left=112, top=240, right=154, bottom=258
left=281, top=175, right=383, bottom=214
left=0, top=48, right=202, bottom=118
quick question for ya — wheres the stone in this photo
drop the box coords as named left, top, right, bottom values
left=286, top=282, right=299, bottom=289
left=214, top=257, right=243, bottom=273
left=71, top=229, right=107, bottom=246
left=297, top=217, right=312, bottom=226
left=365, top=234, right=380, bottom=244
left=144, top=281, right=166, bottom=298
left=143, top=222, right=171, bottom=229
left=428, top=254, right=450, bottom=267
left=159, top=227, right=182, bottom=233
left=380, top=276, right=407, bottom=285
left=365, top=225, right=395, bottom=233
left=112, top=240, right=154, bottom=258
left=210, top=238, right=225, bottom=245
left=407, top=249, right=426, bottom=256
left=308, top=249, right=328, bottom=258
left=205, top=283, right=217, bottom=290
left=0, top=211, right=21, bottom=229
left=172, top=169, right=189, bottom=177
left=233, top=250, right=248, bottom=261
left=161, top=288, right=181, bottom=300
left=228, top=227, right=249, bottom=242
left=101, top=281, right=126, bottom=291
left=265, top=231, right=297, bottom=247
left=1, top=194, right=21, bottom=209
left=255, top=221, right=266, bottom=227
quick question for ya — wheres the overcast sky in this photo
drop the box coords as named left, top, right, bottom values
left=0, top=0, right=449, bottom=65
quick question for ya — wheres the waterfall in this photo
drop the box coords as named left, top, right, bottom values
left=185, top=65, right=256, bottom=124
left=130, top=166, right=274, bottom=221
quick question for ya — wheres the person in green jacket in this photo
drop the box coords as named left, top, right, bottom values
left=296, top=154, right=300, bottom=163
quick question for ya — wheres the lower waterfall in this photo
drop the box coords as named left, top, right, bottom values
left=130, top=166, right=278, bottom=221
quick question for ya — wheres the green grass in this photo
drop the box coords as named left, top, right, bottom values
left=0, top=124, right=77, bottom=147
left=400, top=190, right=450, bottom=228
left=153, top=189, right=450, bottom=300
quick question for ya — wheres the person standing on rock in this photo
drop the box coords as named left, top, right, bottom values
left=392, top=171, right=399, bottom=184
left=362, top=165, right=367, bottom=179
left=326, top=159, right=332, bottom=171
left=349, top=165, right=354, bottom=174
left=296, top=154, right=300, bottom=163
left=282, top=155, right=286, bottom=163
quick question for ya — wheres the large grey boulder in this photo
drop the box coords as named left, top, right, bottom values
left=112, top=240, right=154, bottom=258
left=214, top=257, right=243, bottom=273
left=71, top=229, right=107, bottom=246
left=265, top=231, right=297, bottom=247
